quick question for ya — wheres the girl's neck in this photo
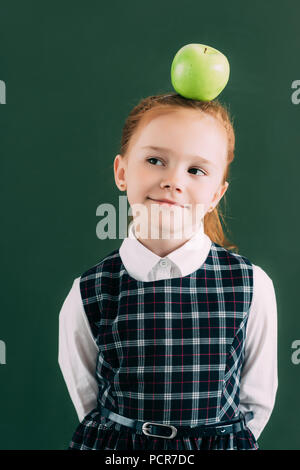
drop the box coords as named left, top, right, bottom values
left=134, top=234, right=192, bottom=258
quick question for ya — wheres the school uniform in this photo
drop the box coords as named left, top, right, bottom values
left=58, top=221, right=278, bottom=450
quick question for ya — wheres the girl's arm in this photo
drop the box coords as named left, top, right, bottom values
left=239, top=264, right=278, bottom=441
left=58, top=277, right=99, bottom=422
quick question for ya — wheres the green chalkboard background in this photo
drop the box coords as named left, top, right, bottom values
left=1, top=0, right=299, bottom=450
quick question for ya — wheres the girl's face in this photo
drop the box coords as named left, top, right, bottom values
left=114, top=107, right=229, bottom=243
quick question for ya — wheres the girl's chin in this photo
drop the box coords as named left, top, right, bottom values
left=134, top=222, right=197, bottom=239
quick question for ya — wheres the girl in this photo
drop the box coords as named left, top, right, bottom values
left=58, top=93, right=278, bottom=450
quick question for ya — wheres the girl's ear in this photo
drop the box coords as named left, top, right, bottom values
left=218, top=181, right=229, bottom=201
left=223, top=181, right=229, bottom=193
left=212, top=181, right=229, bottom=209
left=114, top=154, right=127, bottom=191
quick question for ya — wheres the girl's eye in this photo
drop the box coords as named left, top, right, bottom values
left=147, top=157, right=206, bottom=176
left=147, top=157, right=163, bottom=166
left=188, top=168, right=206, bottom=176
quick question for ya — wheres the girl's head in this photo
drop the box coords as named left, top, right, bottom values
left=114, top=93, right=238, bottom=253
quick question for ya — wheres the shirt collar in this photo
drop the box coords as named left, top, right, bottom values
left=119, top=220, right=212, bottom=281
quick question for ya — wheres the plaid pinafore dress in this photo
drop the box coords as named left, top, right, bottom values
left=68, top=242, right=259, bottom=450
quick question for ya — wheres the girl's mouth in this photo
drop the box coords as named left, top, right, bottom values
left=147, top=197, right=184, bottom=208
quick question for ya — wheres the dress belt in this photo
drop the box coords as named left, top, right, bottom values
left=99, top=406, right=254, bottom=439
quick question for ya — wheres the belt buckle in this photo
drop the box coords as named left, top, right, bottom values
left=142, top=421, right=177, bottom=439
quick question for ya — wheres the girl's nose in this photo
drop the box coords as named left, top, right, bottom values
left=159, top=168, right=184, bottom=192
left=160, top=183, right=181, bottom=193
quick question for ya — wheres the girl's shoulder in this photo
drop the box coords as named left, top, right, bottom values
left=212, top=242, right=253, bottom=268
left=251, top=263, right=275, bottom=291
left=79, top=248, right=121, bottom=279
left=213, top=242, right=275, bottom=286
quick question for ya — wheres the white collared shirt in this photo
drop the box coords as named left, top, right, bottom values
left=58, top=221, right=278, bottom=442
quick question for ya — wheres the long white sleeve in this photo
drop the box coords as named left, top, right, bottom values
left=239, top=264, right=278, bottom=441
left=58, top=277, right=99, bottom=422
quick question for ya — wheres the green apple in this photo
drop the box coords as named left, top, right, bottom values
left=171, top=43, right=230, bottom=101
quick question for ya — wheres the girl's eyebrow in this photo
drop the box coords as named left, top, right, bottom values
left=141, top=145, right=215, bottom=167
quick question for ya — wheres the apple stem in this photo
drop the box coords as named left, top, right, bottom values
left=204, top=47, right=207, bottom=53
